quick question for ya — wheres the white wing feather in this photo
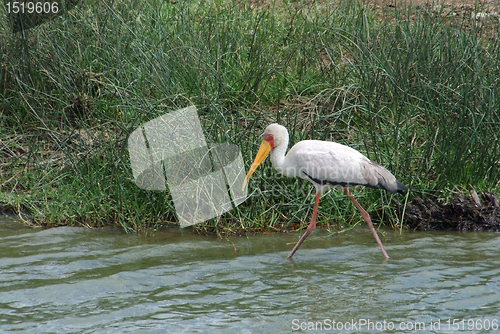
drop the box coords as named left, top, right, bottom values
left=282, top=140, right=369, bottom=185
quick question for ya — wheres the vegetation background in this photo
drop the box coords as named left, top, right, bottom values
left=1, top=0, right=499, bottom=234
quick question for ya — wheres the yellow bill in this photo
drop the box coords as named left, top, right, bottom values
left=242, top=140, right=272, bottom=190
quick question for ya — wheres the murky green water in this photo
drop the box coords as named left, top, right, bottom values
left=1, top=215, right=500, bottom=333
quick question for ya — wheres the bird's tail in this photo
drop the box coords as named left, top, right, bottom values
left=362, top=162, right=408, bottom=194
left=395, top=179, right=408, bottom=194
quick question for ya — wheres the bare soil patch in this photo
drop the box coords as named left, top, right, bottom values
left=404, top=191, right=500, bottom=231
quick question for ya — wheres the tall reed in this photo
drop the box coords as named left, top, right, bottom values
left=1, top=0, right=498, bottom=231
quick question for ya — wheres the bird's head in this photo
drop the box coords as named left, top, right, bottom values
left=242, top=123, right=288, bottom=190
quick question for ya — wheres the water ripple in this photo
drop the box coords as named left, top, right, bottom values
left=1, top=217, right=500, bottom=333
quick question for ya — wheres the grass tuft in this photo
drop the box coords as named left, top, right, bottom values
left=1, top=0, right=499, bottom=233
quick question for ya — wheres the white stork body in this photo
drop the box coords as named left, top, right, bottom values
left=274, top=139, right=404, bottom=194
left=243, top=123, right=407, bottom=259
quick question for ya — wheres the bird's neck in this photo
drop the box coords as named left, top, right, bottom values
left=270, top=141, right=288, bottom=174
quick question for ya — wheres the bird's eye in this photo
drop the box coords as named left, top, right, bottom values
left=263, top=133, right=274, bottom=144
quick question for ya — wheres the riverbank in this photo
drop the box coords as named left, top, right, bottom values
left=1, top=0, right=499, bottom=234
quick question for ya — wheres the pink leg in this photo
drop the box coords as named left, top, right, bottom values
left=287, top=192, right=321, bottom=258
left=344, top=188, right=389, bottom=259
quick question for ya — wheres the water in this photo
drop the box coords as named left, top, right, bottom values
left=1, top=215, right=499, bottom=333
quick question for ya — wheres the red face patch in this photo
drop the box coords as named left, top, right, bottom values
left=263, top=134, right=274, bottom=148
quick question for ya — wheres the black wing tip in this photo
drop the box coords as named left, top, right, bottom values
left=379, top=179, right=408, bottom=194
left=395, top=180, right=408, bottom=194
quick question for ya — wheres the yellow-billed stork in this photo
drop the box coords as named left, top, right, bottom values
left=242, top=123, right=407, bottom=259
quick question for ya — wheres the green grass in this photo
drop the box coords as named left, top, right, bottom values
left=1, top=0, right=499, bottom=234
